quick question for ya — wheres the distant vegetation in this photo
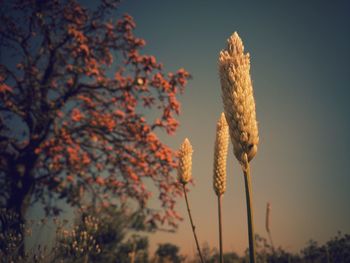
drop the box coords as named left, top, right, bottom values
left=1, top=208, right=349, bottom=263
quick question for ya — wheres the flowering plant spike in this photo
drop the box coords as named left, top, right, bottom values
left=213, top=113, right=229, bottom=196
left=218, top=32, right=259, bottom=164
left=178, top=138, right=193, bottom=185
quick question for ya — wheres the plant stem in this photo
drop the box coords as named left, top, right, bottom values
left=182, top=183, right=204, bottom=263
left=218, top=194, right=224, bottom=263
left=243, top=162, right=256, bottom=263
left=267, top=230, right=275, bottom=254
left=325, top=245, right=331, bottom=263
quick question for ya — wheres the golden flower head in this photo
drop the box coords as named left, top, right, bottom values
left=213, top=113, right=229, bottom=196
left=178, top=138, right=193, bottom=184
left=218, top=32, right=259, bottom=164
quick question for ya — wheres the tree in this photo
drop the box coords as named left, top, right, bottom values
left=155, top=243, right=183, bottom=263
left=326, top=232, right=350, bottom=263
left=0, top=0, right=190, bottom=249
left=301, top=240, right=325, bottom=263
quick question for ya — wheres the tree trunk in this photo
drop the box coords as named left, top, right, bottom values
left=5, top=156, right=36, bottom=256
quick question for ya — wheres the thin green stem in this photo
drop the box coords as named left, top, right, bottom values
left=182, top=183, right=204, bottom=263
left=218, top=194, right=223, bottom=263
left=243, top=163, right=256, bottom=263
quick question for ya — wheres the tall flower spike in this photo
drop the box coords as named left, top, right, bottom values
left=213, top=113, right=229, bottom=196
left=178, top=138, right=193, bottom=184
left=218, top=32, right=259, bottom=164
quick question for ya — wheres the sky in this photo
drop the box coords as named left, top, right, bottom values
left=17, top=0, right=350, bottom=258
left=114, top=0, right=350, bottom=257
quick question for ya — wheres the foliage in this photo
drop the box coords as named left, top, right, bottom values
left=76, top=205, right=151, bottom=263
left=0, top=205, right=152, bottom=263
left=326, top=232, right=350, bottom=263
left=188, top=233, right=350, bottom=263
left=55, top=205, right=151, bottom=263
left=115, top=234, right=149, bottom=263
left=1, top=219, right=350, bottom=263
left=0, top=209, right=27, bottom=262
left=0, top=0, right=190, bottom=244
left=155, top=243, right=184, bottom=263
